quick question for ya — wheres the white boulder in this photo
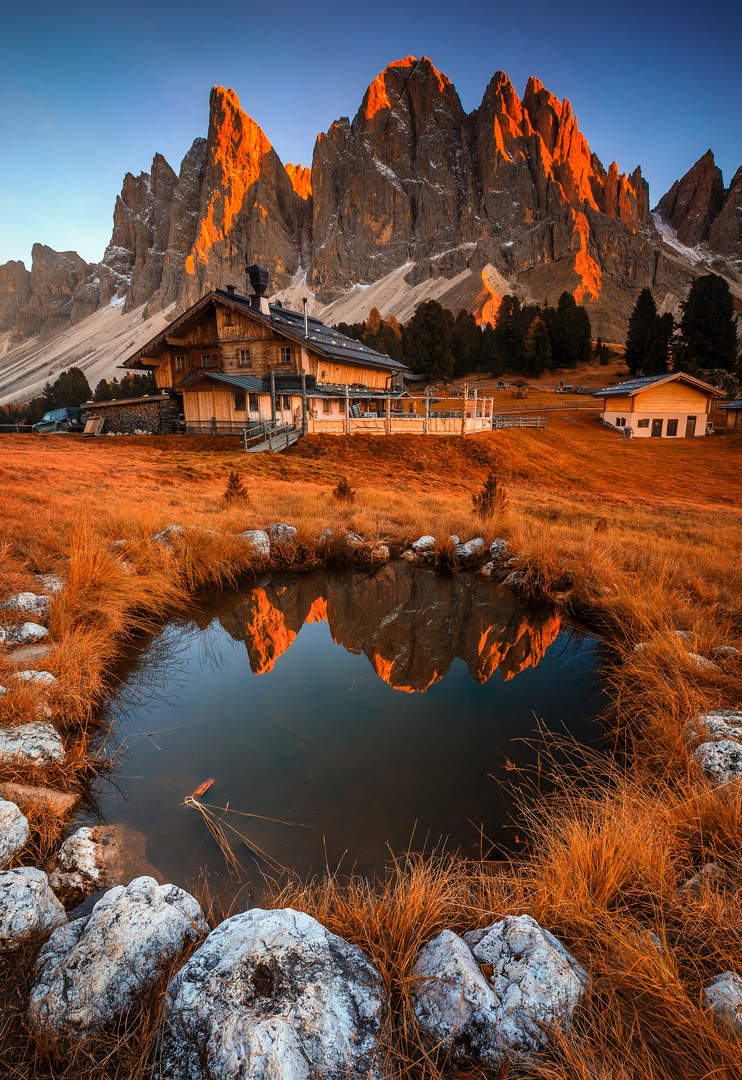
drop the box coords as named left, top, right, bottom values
left=0, top=722, right=65, bottom=768
left=413, top=928, right=504, bottom=1066
left=696, top=740, right=742, bottom=785
left=703, top=972, right=742, bottom=1034
left=412, top=535, right=436, bottom=555
left=12, top=670, right=56, bottom=686
left=4, top=622, right=49, bottom=647
left=1, top=593, right=50, bottom=620
left=152, top=525, right=184, bottom=547
left=268, top=523, right=298, bottom=545
left=687, top=710, right=742, bottom=745
left=413, top=915, right=587, bottom=1066
left=238, top=529, right=270, bottom=558
left=35, top=574, right=64, bottom=594
left=49, top=823, right=163, bottom=904
left=0, top=868, right=66, bottom=953
left=478, top=561, right=495, bottom=578
left=29, top=876, right=207, bottom=1037
left=158, top=906, right=386, bottom=1080
left=454, top=537, right=486, bottom=561
left=0, top=798, right=29, bottom=869
left=489, top=539, right=510, bottom=561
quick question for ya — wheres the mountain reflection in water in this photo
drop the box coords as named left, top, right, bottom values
left=93, top=564, right=602, bottom=894
left=191, top=563, right=562, bottom=691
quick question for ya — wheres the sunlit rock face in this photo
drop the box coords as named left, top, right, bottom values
left=6, top=57, right=739, bottom=356
left=309, top=56, right=480, bottom=301
left=178, top=87, right=307, bottom=309
left=206, top=565, right=561, bottom=693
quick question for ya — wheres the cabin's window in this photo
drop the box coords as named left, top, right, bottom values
left=201, top=354, right=213, bottom=368
left=637, top=418, right=649, bottom=428
left=249, top=394, right=259, bottom=413
left=666, top=419, right=678, bottom=437
left=175, top=355, right=185, bottom=371
left=233, top=390, right=246, bottom=412
left=282, top=395, right=291, bottom=411
left=239, top=349, right=251, bottom=367
left=280, top=347, right=291, bottom=364
left=225, top=312, right=232, bottom=326
left=615, top=417, right=626, bottom=427
left=322, top=398, right=332, bottom=414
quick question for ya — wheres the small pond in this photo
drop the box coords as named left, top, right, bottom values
left=83, top=563, right=605, bottom=895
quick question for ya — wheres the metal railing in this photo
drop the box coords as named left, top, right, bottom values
left=183, top=418, right=275, bottom=436
left=0, top=423, right=34, bottom=432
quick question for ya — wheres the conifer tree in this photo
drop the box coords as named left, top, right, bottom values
left=624, top=289, right=658, bottom=375
left=675, top=274, right=739, bottom=374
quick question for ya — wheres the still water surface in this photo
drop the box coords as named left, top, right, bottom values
left=88, top=564, right=604, bottom=893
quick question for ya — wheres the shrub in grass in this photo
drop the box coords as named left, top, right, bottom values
left=222, top=470, right=249, bottom=506
left=332, top=476, right=356, bottom=503
left=472, top=470, right=507, bottom=519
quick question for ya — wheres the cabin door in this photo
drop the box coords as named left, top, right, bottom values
left=651, top=419, right=663, bottom=438
left=685, top=416, right=696, bottom=438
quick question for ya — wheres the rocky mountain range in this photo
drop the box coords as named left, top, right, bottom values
left=1, top=55, right=740, bottom=403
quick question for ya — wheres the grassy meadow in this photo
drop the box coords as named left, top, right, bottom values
left=1, top=407, right=741, bottom=1078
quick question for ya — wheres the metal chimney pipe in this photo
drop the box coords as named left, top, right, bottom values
left=303, top=297, right=308, bottom=337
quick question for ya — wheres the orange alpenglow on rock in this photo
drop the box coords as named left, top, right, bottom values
left=571, top=210, right=602, bottom=302
left=285, top=163, right=312, bottom=200
left=363, top=55, right=449, bottom=119
left=474, top=267, right=503, bottom=327
left=304, top=597, right=328, bottom=624
left=186, top=87, right=274, bottom=274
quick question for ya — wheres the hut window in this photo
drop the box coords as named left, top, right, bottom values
left=233, top=390, right=246, bottom=411
left=667, top=419, right=678, bottom=436
left=282, top=394, right=291, bottom=411
left=615, top=417, right=626, bottom=427
left=249, top=394, right=259, bottom=413
left=280, top=347, right=291, bottom=364
left=637, top=418, right=649, bottom=428
left=225, top=312, right=232, bottom=326
left=201, top=354, right=213, bottom=368
left=322, top=398, right=332, bottom=414
left=175, top=355, right=185, bottom=371
left=239, top=349, right=251, bottom=367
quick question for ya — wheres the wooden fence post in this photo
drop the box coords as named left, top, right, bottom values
left=345, top=384, right=351, bottom=435
left=300, top=372, right=307, bottom=437
left=386, top=394, right=391, bottom=434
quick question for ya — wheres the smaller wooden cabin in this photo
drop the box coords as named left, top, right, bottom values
left=122, top=271, right=411, bottom=432
left=719, top=401, right=742, bottom=428
left=594, top=373, right=717, bottom=438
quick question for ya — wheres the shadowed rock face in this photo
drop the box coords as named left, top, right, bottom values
left=709, top=164, right=742, bottom=260
left=0, top=261, right=31, bottom=333
left=200, top=564, right=561, bottom=692
left=11, top=245, right=93, bottom=342
left=655, top=150, right=725, bottom=246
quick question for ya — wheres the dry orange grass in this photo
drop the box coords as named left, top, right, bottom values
left=0, top=422, right=741, bottom=1076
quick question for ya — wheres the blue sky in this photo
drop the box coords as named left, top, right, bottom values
left=1, top=0, right=740, bottom=268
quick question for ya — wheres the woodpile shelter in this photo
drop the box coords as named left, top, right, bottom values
left=594, top=373, right=718, bottom=438
left=81, top=394, right=178, bottom=435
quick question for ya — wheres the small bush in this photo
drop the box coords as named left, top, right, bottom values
left=594, top=517, right=608, bottom=533
left=471, top=470, right=507, bottom=519
left=332, top=476, right=356, bottom=503
left=222, top=470, right=249, bottom=506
